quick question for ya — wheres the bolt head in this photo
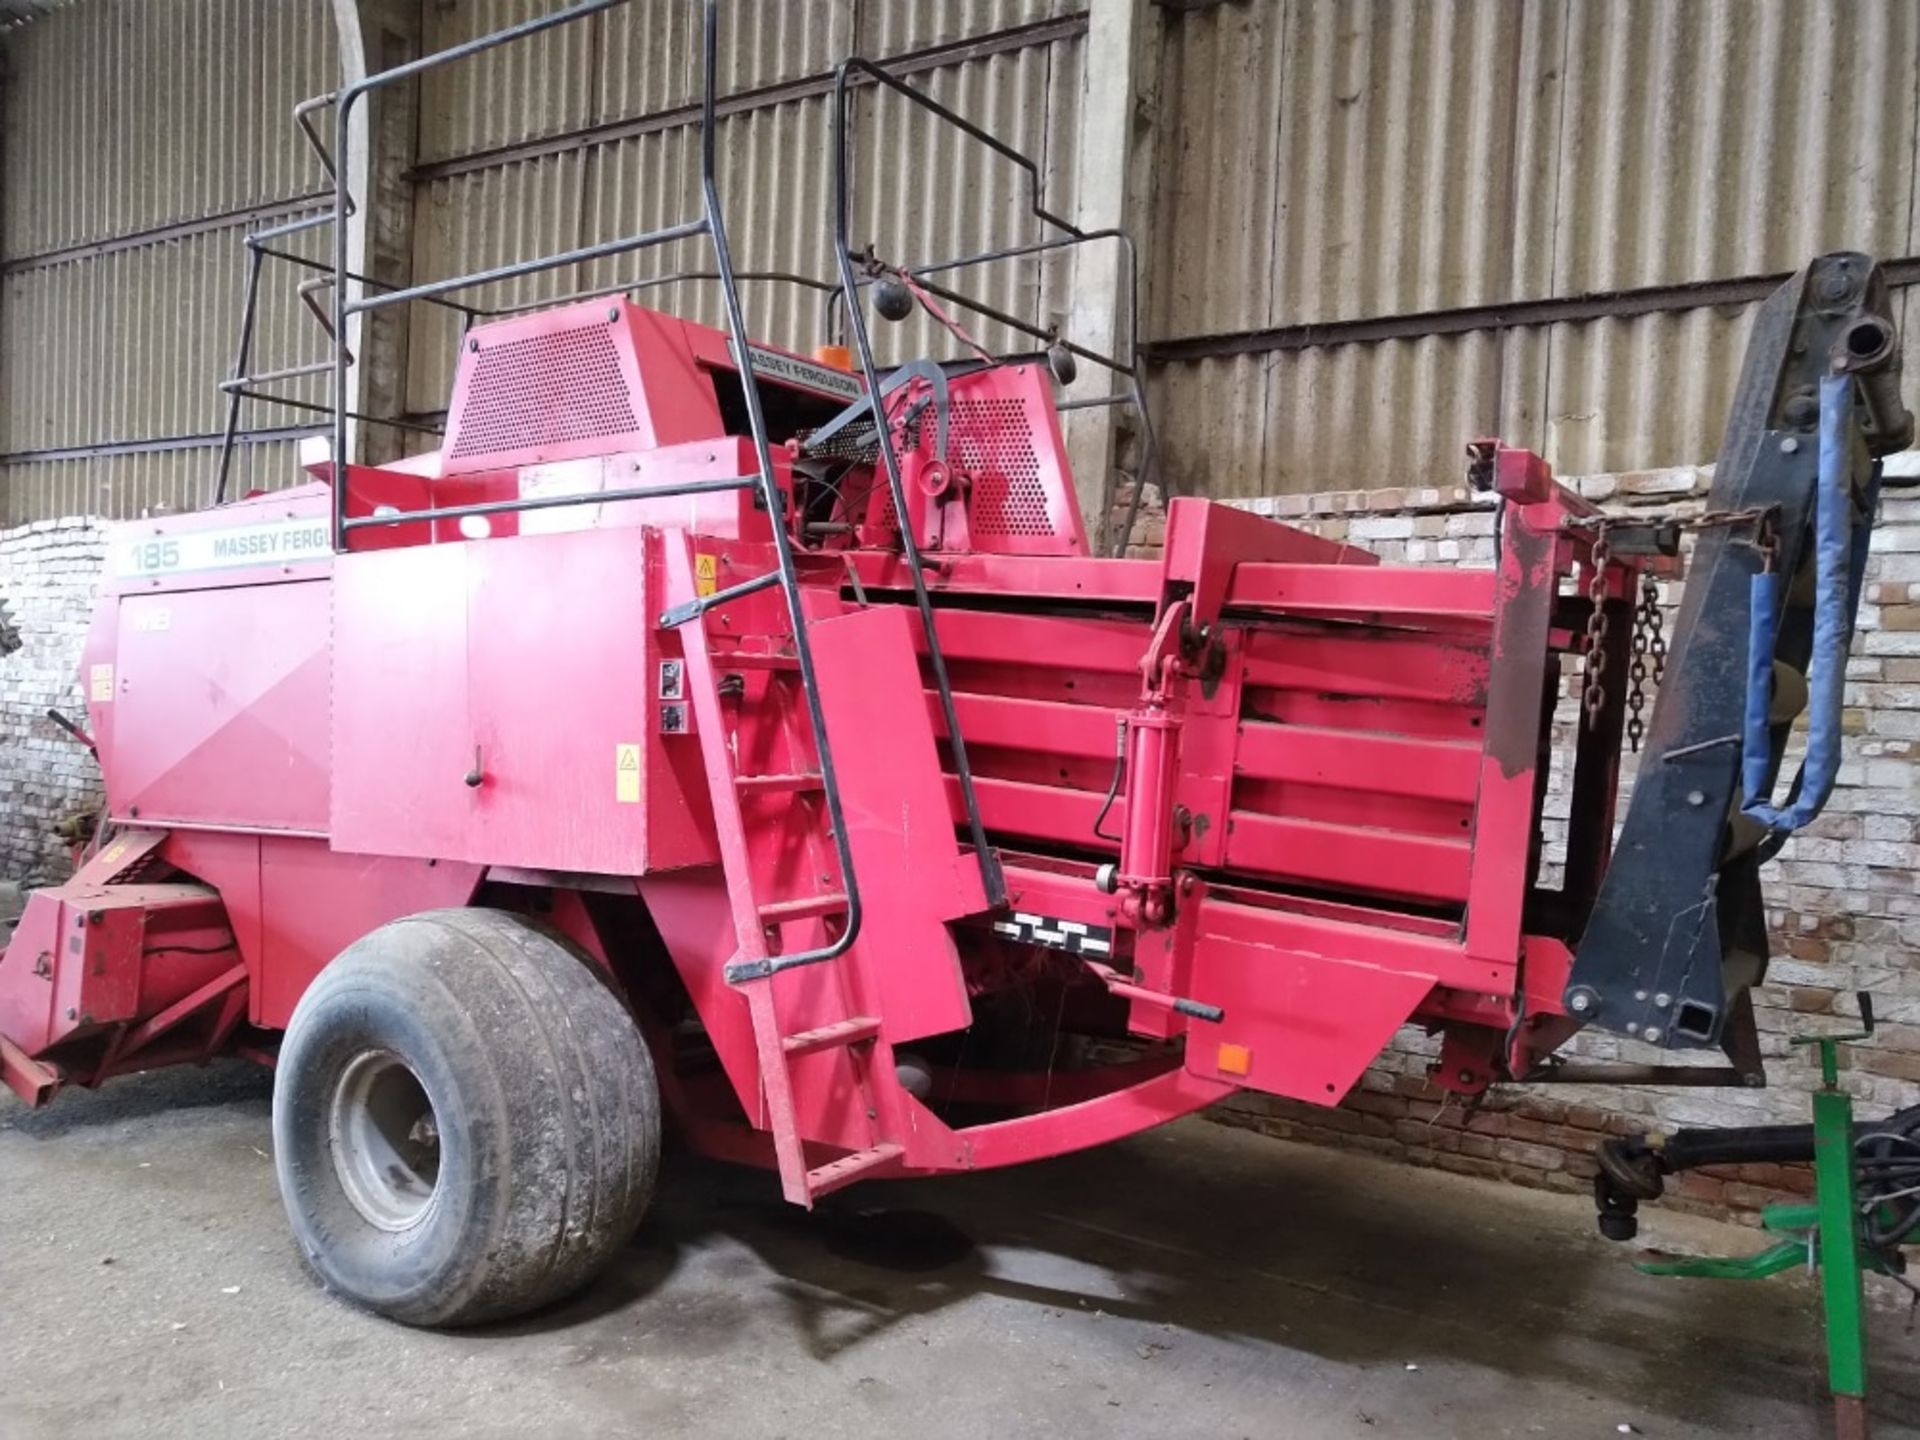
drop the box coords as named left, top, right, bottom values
left=1642, top=1026, right=1663, bottom=1044
left=1653, top=992, right=1672, bottom=1008
left=1686, top=789, right=1706, bottom=806
left=1569, top=992, right=1592, bottom=1013
left=1780, top=436, right=1801, bottom=454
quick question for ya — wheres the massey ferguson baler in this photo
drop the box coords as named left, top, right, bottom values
left=1, top=0, right=1912, bottom=1328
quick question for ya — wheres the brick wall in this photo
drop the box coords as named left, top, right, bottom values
left=0, top=518, right=106, bottom=887
left=1121, top=457, right=1920, bottom=1220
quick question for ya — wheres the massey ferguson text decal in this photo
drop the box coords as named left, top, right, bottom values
left=113, top=517, right=333, bottom=578
left=729, top=338, right=864, bottom=400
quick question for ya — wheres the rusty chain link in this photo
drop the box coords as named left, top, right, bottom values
left=1570, top=505, right=1776, bottom=742
left=1625, top=574, right=1664, bottom=752
left=1645, top=574, right=1667, bottom=686
left=1581, top=529, right=1612, bottom=729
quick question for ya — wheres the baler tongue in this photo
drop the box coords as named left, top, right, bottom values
left=1566, top=252, right=1913, bottom=1056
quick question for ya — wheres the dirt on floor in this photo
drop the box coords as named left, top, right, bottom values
left=3, top=1061, right=1918, bottom=1439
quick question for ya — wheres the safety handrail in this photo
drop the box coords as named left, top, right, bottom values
left=314, top=0, right=870, bottom=980
left=826, top=58, right=1166, bottom=559
left=832, top=52, right=1191, bottom=908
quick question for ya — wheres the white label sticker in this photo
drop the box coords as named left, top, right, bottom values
left=113, top=517, right=333, bottom=578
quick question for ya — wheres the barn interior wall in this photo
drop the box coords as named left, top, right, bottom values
left=1142, top=0, right=1920, bottom=499
left=5, top=2, right=1916, bottom=519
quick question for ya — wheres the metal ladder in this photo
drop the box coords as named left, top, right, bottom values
left=670, top=618, right=903, bottom=1204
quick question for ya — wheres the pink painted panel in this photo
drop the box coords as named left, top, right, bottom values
left=331, top=528, right=678, bottom=875
left=112, top=579, right=332, bottom=833
left=810, top=605, right=981, bottom=1043
left=1183, top=935, right=1437, bottom=1104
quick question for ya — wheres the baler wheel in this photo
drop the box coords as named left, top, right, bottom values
left=271, top=907, right=660, bottom=1327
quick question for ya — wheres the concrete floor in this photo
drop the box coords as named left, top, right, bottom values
left=3, top=1064, right=1918, bottom=1439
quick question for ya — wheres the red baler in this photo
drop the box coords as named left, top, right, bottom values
left=1, top=1, right=1908, bottom=1326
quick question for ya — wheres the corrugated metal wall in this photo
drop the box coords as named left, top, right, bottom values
left=0, top=0, right=1088, bottom=521
left=1145, top=0, right=1920, bottom=497
left=0, top=0, right=337, bottom=523
left=5, top=1, right=1917, bottom=519
left=400, top=1, right=1086, bottom=424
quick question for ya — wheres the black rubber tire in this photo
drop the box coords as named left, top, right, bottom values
left=271, top=907, right=660, bottom=1327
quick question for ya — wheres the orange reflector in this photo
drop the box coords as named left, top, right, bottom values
left=812, top=344, right=854, bottom=372
left=1217, top=1042, right=1251, bottom=1077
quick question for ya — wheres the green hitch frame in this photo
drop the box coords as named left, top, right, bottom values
left=1630, top=997, right=1878, bottom=1439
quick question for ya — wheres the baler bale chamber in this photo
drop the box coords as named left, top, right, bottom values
left=0, top=0, right=1909, bottom=1328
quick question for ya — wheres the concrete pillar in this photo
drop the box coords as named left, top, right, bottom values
left=331, top=0, right=421, bottom=466
left=1061, top=0, right=1159, bottom=552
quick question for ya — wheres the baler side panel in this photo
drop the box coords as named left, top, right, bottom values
left=162, top=830, right=483, bottom=1030
left=161, top=830, right=266, bottom=1021
left=1182, top=934, right=1438, bottom=1103
left=110, top=581, right=332, bottom=833
left=918, top=596, right=1490, bottom=914
left=331, top=528, right=714, bottom=875
left=330, top=541, right=471, bottom=858
left=258, top=836, right=484, bottom=1028
left=809, top=605, right=979, bottom=1042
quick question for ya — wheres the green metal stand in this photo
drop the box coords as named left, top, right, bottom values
left=1811, top=1033, right=1869, bottom=1440
left=1634, top=1014, right=1875, bottom=1439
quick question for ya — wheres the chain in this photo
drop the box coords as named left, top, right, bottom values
left=1563, top=504, right=1778, bottom=542
left=1625, top=573, right=1665, bottom=753
left=1625, top=589, right=1648, bottom=749
left=1645, top=574, right=1667, bottom=686
left=1581, top=530, right=1612, bottom=729
left=1567, top=504, right=1774, bottom=744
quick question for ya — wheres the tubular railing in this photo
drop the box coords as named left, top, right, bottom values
left=204, top=0, right=1169, bottom=959
left=824, top=57, right=1172, bottom=902
left=826, top=60, right=1166, bottom=560
left=218, top=0, right=877, bottom=979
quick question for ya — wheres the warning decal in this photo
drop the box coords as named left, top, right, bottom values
left=615, top=743, right=641, bottom=804
left=89, top=664, right=114, bottom=703
left=694, top=554, right=718, bottom=597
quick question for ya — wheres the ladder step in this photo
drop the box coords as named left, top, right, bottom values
left=757, top=891, right=850, bottom=924
left=806, top=1141, right=904, bottom=1200
left=782, top=1015, right=881, bottom=1056
left=735, top=770, right=823, bottom=795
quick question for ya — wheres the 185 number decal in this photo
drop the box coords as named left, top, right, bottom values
left=125, top=540, right=181, bottom=573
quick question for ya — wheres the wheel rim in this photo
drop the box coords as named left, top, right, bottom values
left=327, top=1050, right=442, bottom=1231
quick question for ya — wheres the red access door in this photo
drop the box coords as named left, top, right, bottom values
left=329, top=527, right=715, bottom=874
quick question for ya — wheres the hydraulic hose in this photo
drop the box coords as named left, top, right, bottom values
left=1742, top=373, right=1878, bottom=832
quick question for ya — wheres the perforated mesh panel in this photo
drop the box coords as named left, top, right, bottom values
left=923, top=397, right=1053, bottom=538
left=448, top=323, right=639, bottom=460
